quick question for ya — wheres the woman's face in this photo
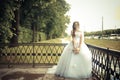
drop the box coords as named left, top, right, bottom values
left=74, top=22, right=79, bottom=30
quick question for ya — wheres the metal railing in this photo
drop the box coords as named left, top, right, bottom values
left=0, top=43, right=120, bottom=80
left=87, top=44, right=120, bottom=80
left=0, top=43, right=67, bottom=67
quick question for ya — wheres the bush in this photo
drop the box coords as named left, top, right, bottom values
left=0, top=25, right=13, bottom=43
left=18, top=27, right=32, bottom=43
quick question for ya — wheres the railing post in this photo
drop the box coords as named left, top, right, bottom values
left=105, top=48, right=110, bottom=80
left=8, top=48, right=12, bottom=68
left=8, top=54, right=11, bottom=68
left=32, top=43, right=35, bottom=68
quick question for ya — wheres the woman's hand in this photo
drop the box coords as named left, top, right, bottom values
left=73, top=48, right=80, bottom=54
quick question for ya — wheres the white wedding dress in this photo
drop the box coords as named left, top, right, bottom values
left=47, top=31, right=92, bottom=79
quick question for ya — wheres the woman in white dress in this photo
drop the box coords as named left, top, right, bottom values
left=47, top=21, right=92, bottom=79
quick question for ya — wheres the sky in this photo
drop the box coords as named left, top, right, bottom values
left=65, top=0, right=120, bottom=34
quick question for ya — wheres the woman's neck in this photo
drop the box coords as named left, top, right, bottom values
left=75, top=30, right=80, bottom=32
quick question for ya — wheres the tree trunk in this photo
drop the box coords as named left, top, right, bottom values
left=32, top=25, right=35, bottom=42
left=10, top=7, right=20, bottom=44
left=46, top=34, right=50, bottom=40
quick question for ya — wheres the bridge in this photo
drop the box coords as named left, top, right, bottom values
left=0, top=43, right=120, bottom=80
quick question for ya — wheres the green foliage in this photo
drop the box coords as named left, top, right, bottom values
left=44, top=0, right=70, bottom=39
left=18, top=27, right=47, bottom=43
left=85, top=28, right=120, bottom=36
left=0, top=26, right=13, bottom=43
left=0, top=0, right=70, bottom=43
left=18, top=27, right=33, bottom=43
left=0, top=0, right=15, bottom=43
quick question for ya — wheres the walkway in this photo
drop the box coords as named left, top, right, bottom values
left=0, top=66, right=96, bottom=80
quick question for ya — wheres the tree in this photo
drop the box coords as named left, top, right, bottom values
left=0, top=0, right=70, bottom=43
left=44, top=0, right=70, bottom=39
left=0, top=0, right=15, bottom=43
left=84, top=28, right=120, bottom=36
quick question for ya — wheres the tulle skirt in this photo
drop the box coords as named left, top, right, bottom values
left=47, top=42, right=92, bottom=79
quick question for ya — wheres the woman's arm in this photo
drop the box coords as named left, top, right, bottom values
left=71, top=31, right=76, bottom=49
left=78, top=32, right=83, bottom=48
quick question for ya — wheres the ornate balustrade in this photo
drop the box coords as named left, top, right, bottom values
left=87, top=44, right=120, bottom=80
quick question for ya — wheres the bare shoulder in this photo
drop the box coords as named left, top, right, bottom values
left=77, top=30, right=82, bottom=33
left=79, top=30, right=84, bottom=33
left=78, top=30, right=83, bottom=36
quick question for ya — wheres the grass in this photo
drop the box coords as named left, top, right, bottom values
left=85, top=39, right=120, bottom=51
left=40, top=38, right=120, bottom=51
left=39, top=38, right=62, bottom=43
left=61, top=37, right=120, bottom=51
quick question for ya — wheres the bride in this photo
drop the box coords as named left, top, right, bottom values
left=47, top=21, right=92, bottom=79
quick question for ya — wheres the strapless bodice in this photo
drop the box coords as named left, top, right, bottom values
left=74, top=31, right=81, bottom=43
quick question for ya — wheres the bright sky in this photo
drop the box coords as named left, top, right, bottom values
left=65, top=0, right=120, bottom=34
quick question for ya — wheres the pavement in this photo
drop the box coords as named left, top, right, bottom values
left=0, top=66, right=95, bottom=80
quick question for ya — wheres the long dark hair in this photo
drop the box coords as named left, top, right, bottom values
left=72, top=21, right=80, bottom=37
